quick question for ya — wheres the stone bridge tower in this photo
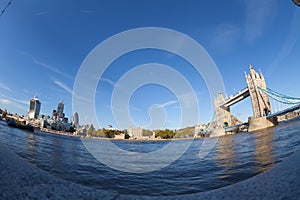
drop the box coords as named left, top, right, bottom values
left=246, top=65, right=272, bottom=118
left=246, top=65, right=277, bottom=132
left=214, top=92, right=231, bottom=127
left=212, top=65, right=277, bottom=134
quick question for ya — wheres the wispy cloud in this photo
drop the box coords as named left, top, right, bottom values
left=270, top=10, right=300, bottom=70
left=31, top=57, right=73, bottom=79
left=22, top=89, right=31, bottom=95
left=53, top=79, right=92, bottom=103
left=178, top=93, right=198, bottom=109
left=243, top=0, right=277, bottom=43
left=154, top=100, right=178, bottom=108
left=54, top=80, right=74, bottom=95
left=100, top=78, right=119, bottom=87
left=35, top=11, right=48, bottom=16
left=210, top=24, right=240, bottom=54
left=130, top=104, right=142, bottom=112
left=0, top=94, right=29, bottom=105
left=0, top=98, right=28, bottom=112
left=110, top=104, right=127, bottom=113
left=0, top=82, right=13, bottom=92
left=79, top=9, right=95, bottom=14
left=0, top=99, right=10, bottom=105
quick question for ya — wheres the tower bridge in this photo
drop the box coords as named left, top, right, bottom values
left=219, top=87, right=250, bottom=108
left=211, top=65, right=299, bottom=136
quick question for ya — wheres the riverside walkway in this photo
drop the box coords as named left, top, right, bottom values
left=0, top=140, right=299, bottom=199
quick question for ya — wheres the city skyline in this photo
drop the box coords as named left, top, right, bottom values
left=0, top=1, right=300, bottom=129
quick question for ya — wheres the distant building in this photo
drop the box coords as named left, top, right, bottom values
left=72, top=112, right=79, bottom=128
left=63, top=117, right=68, bottom=123
left=51, top=101, right=66, bottom=121
left=28, top=97, right=41, bottom=119
left=194, top=124, right=208, bottom=135
left=57, top=101, right=65, bottom=118
left=106, top=124, right=118, bottom=131
left=128, top=125, right=142, bottom=138
left=38, top=114, right=50, bottom=120
left=52, top=109, right=57, bottom=119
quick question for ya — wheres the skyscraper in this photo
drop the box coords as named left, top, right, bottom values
left=28, top=97, right=41, bottom=119
left=57, top=101, right=64, bottom=118
left=72, top=112, right=79, bottom=128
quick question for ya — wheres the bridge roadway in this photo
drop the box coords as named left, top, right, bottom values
left=220, top=87, right=250, bottom=108
left=225, top=104, right=300, bottom=132
left=225, top=122, right=249, bottom=132
left=267, top=103, right=300, bottom=118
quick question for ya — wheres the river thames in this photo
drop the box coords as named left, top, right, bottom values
left=0, top=118, right=299, bottom=196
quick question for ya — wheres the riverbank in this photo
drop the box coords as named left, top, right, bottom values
left=39, top=116, right=300, bottom=141
left=0, top=139, right=299, bottom=199
left=38, top=128, right=81, bottom=138
left=39, top=127, right=196, bottom=142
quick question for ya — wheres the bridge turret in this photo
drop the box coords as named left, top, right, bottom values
left=214, top=92, right=231, bottom=128
left=259, top=69, right=265, bottom=80
left=246, top=66, right=272, bottom=118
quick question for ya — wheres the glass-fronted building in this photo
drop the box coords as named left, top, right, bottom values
left=28, top=97, right=41, bottom=119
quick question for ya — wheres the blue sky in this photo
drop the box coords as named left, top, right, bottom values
left=0, top=0, right=299, bottom=130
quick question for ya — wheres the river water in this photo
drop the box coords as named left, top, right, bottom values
left=0, top=118, right=300, bottom=196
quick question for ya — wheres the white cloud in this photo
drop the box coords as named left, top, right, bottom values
left=9, top=97, right=28, bottom=105
left=178, top=93, right=198, bottom=109
left=79, top=9, right=95, bottom=13
left=22, top=89, right=31, bottom=95
left=0, top=82, right=13, bottom=92
left=0, top=94, right=29, bottom=105
left=210, top=24, right=240, bottom=54
left=54, top=80, right=74, bottom=95
left=130, top=104, right=142, bottom=112
left=35, top=11, right=48, bottom=16
left=100, top=78, right=120, bottom=87
left=270, top=10, right=300, bottom=69
left=54, top=79, right=92, bottom=104
left=32, top=57, right=73, bottom=79
left=0, top=98, right=28, bottom=112
left=111, top=105, right=127, bottom=113
left=0, top=99, right=10, bottom=105
left=244, top=0, right=277, bottom=42
left=110, top=103, right=141, bottom=113
left=154, top=100, right=178, bottom=108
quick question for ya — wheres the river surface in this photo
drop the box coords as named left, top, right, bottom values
left=0, top=118, right=300, bottom=196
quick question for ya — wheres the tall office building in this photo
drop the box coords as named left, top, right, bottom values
left=57, top=101, right=64, bottom=118
left=28, top=97, right=41, bottom=119
left=72, top=112, right=79, bottom=128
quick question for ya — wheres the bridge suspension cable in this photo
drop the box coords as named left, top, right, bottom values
left=257, top=86, right=300, bottom=105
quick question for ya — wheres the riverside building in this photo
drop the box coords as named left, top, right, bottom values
left=28, top=97, right=41, bottom=119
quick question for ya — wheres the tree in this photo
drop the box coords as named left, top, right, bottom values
left=142, top=129, right=153, bottom=137
left=87, top=123, right=95, bottom=135
left=103, top=129, right=114, bottom=138
left=175, top=128, right=194, bottom=138
left=68, top=126, right=76, bottom=133
left=155, top=129, right=175, bottom=139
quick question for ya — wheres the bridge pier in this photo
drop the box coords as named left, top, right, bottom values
left=248, top=116, right=278, bottom=132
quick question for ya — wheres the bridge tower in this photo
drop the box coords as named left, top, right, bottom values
left=246, top=65, right=272, bottom=118
left=210, top=92, right=232, bottom=137
left=246, top=65, right=278, bottom=132
left=212, top=65, right=278, bottom=135
left=214, top=92, right=231, bottom=127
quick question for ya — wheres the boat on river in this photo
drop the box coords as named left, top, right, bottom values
left=7, top=118, right=34, bottom=132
